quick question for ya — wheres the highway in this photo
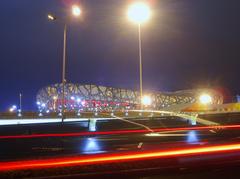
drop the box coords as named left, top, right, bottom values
left=1, top=113, right=240, bottom=178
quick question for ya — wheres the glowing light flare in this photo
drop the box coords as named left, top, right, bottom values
left=9, top=108, right=14, bottom=112
left=83, top=138, right=102, bottom=154
left=199, top=94, right=212, bottom=105
left=187, top=131, right=199, bottom=144
left=9, top=105, right=17, bottom=112
left=1, top=143, right=240, bottom=171
left=142, top=95, right=152, bottom=106
left=47, top=14, right=56, bottom=21
left=72, top=5, right=81, bottom=17
left=127, top=2, right=151, bottom=24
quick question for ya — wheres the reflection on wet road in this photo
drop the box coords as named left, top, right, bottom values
left=1, top=115, right=240, bottom=162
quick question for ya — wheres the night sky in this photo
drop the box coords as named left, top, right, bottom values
left=0, top=0, right=240, bottom=111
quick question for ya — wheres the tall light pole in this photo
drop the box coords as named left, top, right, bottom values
left=47, top=5, right=81, bottom=122
left=127, top=2, right=151, bottom=110
left=19, top=93, right=22, bottom=116
left=62, top=23, right=67, bottom=122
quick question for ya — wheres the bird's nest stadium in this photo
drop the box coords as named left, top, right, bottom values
left=36, top=84, right=223, bottom=112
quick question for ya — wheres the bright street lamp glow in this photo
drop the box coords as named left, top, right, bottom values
left=47, top=14, right=56, bottom=21
left=127, top=2, right=151, bottom=24
left=142, top=95, right=152, bottom=106
left=72, top=5, right=81, bottom=17
left=199, top=94, right=212, bottom=105
left=9, top=105, right=17, bottom=112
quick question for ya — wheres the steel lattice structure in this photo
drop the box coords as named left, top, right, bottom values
left=36, top=84, right=223, bottom=112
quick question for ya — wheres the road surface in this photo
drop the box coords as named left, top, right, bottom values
left=1, top=113, right=240, bottom=178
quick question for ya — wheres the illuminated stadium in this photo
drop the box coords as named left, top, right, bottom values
left=36, top=84, right=223, bottom=112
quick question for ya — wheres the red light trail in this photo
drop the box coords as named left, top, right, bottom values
left=0, top=124, right=240, bottom=139
left=1, top=143, right=240, bottom=172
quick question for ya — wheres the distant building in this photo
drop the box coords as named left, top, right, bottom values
left=36, top=83, right=223, bottom=112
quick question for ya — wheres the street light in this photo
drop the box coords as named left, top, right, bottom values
left=142, top=95, right=152, bottom=106
left=47, top=14, right=56, bottom=21
left=9, top=105, right=17, bottom=113
left=128, top=2, right=151, bottom=24
left=127, top=2, right=151, bottom=110
left=19, top=93, right=22, bottom=117
left=47, top=5, right=81, bottom=123
left=199, top=94, right=212, bottom=105
left=72, top=5, right=81, bottom=17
